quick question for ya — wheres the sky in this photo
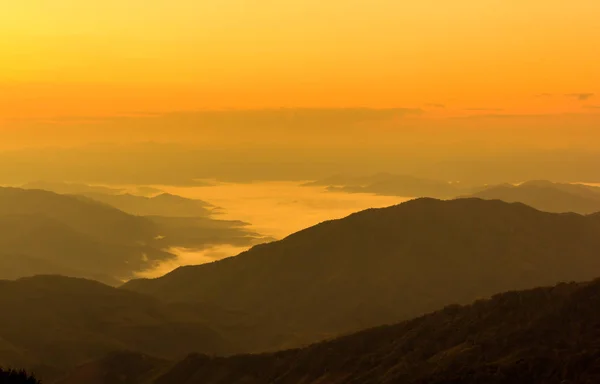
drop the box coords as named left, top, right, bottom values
left=1, top=0, right=599, bottom=149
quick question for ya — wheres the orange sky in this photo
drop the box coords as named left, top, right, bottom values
left=1, top=0, right=599, bottom=148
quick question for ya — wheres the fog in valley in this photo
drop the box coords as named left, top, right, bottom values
left=2, top=1, right=600, bottom=383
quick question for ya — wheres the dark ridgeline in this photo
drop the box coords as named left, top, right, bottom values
left=0, top=368, right=40, bottom=384
left=52, top=351, right=170, bottom=384
left=0, top=275, right=236, bottom=382
left=124, top=198, right=600, bottom=352
left=4, top=197, right=600, bottom=383
left=61, top=278, right=600, bottom=384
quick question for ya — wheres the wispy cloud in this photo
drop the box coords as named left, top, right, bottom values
left=565, top=93, right=595, bottom=101
left=534, top=93, right=553, bottom=98
left=464, top=108, right=504, bottom=112
left=584, top=105, right=600, bottom=109
left=425, top=103, right=445, bottom=108
left=7, top=108, right=424, bottom=126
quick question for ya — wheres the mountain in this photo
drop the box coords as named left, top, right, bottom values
left=21, top=181, right=126, bottom=196
left=62, top=278, right=600, bottom=384
left=304, top=173, right=468, bottom=198
left=21, top=181, right=164, bottom=197
left=0, top=252, right=121, bottom=287
left=0, top=276, right=238, bottom=382
left=124, top=198, right=600, bottom=352
left=468, top=180, right=600, bottom=214
left=0, top=187, right=156, bottom=245
left=53, top=351, right=170, bottom=384
left=0, top=188, right=173, bottom=283
left=0, top=187, right=266, bottom=283
left=22, top=181, right=218, bottom=217
left=21, top=181, right=216, bottom=217
left=75, top=193, right=217, bottom=218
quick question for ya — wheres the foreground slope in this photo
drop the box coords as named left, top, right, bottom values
left=0, top=276, right=235, bottom=382
left=54, top=352, right=170, bottom=384
left=124, top=198, right=600, bottom=351
left=155, top=279, right=600, bottom=384
left=64, top=278, right=600, bottom=384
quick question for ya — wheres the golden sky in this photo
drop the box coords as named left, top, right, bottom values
left=1, top=0, right=599, bottom=147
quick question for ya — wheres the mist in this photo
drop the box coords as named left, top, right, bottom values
left=2, top=1, right=600, bottom=383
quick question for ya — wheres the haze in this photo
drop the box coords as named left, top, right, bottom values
left=2, top=1, right=599, bottom=150
left=2, top=2, right=600, bottom=383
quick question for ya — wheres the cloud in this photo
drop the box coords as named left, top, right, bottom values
left=6, top=108, right=424, bottom=127
left=565, top=93, right=595, bottom=101
left=584, top=105, right=600, bottom=109
left=425, top=103, right=445, bottom=108
left=464, top=108, right=504, bottom=112
left=451, top=112, right=586, bottom=120
left=534, top=93, right=553, bottom=98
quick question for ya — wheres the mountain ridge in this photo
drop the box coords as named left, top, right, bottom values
left=124, top=198, right=600, bottom=352
left=63, top=277, right=600, bottom=384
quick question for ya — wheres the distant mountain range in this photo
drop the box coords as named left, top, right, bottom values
left=124, top=198, right=600, bottom=352
left=308, top=174, right=600, bottom=215
left=22, top=181, right=218, bottom=217
left=79, top=193, right=217, bottom=218
left=21, top=181, right=163, bottom=197
left=467, top=180, right=600, bottom=214
left=62, top=278, right=600, bottom=384
left=304, top=173, right=468, bottom=198
left=0, top=187, right=265, bottom=284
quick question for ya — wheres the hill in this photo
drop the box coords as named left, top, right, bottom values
left=468, top=180, right=600, bottom=214
left=21, top=181, right=125, bottom=196
left=21, top=181, right=164, bottom=197
left=62, top=278, right=600, bottom=384
left=0, top=188, right=173, bottom=283
left=0, top=187, right=266, bottom=283
left=0, top=276, right=239, bottom=382
left=75, top=193, right=216, bottom=218
left=0, top=187, right=157, bottom=245
left=124, top=198, right=600, bottom=351
left=53, top=351, right=170, bottom=384
left=304, top=173, right=465, bottom=198
left=21, top=181, right=216, bottom=217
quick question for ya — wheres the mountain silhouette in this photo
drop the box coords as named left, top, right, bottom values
left=61, top=278, right=600, bottom=384
left=21, top=181, right=163, bottom=197
left=21, top=181, right=126, bottom=196
left=0, top=187, right=156, bottom=245
left=124, top=198, right=600, bottom=352
left=53, top=351, right=170, bottom=384
left=0, top=188, right=172, bottom=283
left=468, top=180, right=600, bottom=214
left=304, top=173, right=465, bottom=198
left=74, top=193, right=216, bottom=218
left=0, top=187, right=265, bottom=283
left=0, top=275, right=240, bottom=382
